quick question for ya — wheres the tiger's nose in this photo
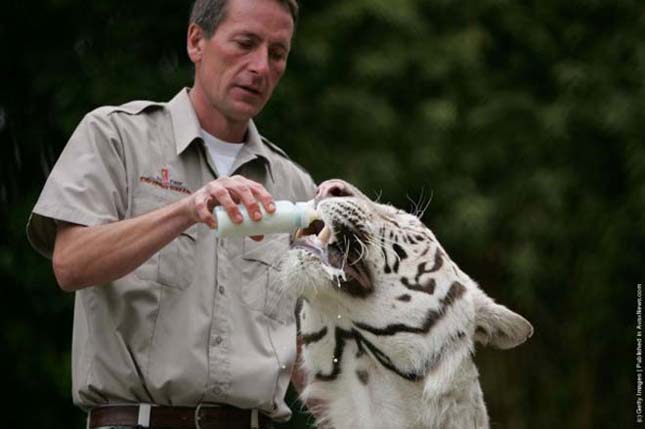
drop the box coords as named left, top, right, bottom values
left=315, top=179, right=353, bottom=203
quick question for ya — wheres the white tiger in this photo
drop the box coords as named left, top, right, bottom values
left=283, top=179, right=533, bottom=429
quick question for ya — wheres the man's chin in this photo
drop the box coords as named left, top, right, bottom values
left=226, top=101, right=265, bottom=123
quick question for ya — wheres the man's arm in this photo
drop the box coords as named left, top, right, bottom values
left=53, top=175, right=275, bottom=291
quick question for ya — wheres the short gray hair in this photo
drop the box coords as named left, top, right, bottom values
left=190, top=0, right=299, bottom=38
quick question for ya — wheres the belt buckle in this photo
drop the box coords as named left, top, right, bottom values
left=194, top=403, right=205, bottom=429
left=194, top=403, right=224, bottom=429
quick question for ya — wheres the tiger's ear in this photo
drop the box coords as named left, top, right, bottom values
left=473, top=290, right=533, bottom=349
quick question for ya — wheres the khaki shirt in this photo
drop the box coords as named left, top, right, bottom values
left=27, top=89, right=316, bottom=421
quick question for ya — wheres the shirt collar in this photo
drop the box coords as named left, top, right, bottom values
left=230, top=120, right=276, bottom=182
left=167, top=88, right=276, bottom=179
left=167, top=88, right=202, bottom=156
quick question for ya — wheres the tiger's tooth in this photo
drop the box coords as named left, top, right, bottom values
left=318, top=225, right=332, bottom=244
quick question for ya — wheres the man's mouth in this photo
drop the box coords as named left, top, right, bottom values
left=236, top=84, right=262, bottom=97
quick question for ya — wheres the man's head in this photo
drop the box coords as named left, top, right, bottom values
left=187, top=0, right=298, bottom=130
left=190, top=0, right=298, bottom=38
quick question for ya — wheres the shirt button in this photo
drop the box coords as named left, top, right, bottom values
left=214, top=336, right=223, bottom=345
left=218, top=286, right=225, bottom=295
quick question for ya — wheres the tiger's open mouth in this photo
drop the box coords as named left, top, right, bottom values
left=290, top=183, right=373, bottom=296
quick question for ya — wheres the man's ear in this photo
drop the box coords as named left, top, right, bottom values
left=187, top=23, right=205, bottom=64
left=473, top=289, right=533, bottom=349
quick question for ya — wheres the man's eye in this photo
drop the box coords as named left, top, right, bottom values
left=270, top=49, right=287, bottom=61
left=236, top=39, right=253, bottom=49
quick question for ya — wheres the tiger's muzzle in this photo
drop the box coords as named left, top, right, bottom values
left=291, top=180, right=373, bottom=296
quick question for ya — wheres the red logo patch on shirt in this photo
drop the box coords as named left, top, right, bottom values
left=139, top=168, right=192, bottom=195
left=161, top=168, right=169, bottom=188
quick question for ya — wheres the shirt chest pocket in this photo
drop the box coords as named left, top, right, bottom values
left=241, top=236, right=296, bottom=324
left=131, top=194, right=198, bottom=290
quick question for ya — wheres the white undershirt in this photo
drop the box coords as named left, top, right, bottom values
left=201, top=129, right=244, bottom=177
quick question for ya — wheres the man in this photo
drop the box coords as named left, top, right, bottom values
left=26, top=0, right=314, bottom=428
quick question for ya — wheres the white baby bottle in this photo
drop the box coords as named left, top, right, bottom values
left=213, top=200, right=319, bottom=238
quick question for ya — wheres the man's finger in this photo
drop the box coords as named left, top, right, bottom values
left=209, top=183, right=243, bottom=224
left=249, top=182, right=276, bottom=214
left=195, top=193, right=217, bottom=229
left=231, top=184, right=262, bottom=222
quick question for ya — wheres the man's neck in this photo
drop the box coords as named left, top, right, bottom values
left=189, top=87, right=248, bottom=143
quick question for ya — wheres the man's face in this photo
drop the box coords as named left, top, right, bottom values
left=191, top=0, right=294, bottom=123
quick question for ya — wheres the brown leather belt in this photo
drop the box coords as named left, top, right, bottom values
left=88, top=405, right=274, bottom=429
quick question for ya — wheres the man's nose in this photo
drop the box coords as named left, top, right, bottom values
left=248, top=46, right=270, bottom=76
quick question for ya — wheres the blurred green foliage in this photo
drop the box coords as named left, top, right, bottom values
left=1, top=0, right=643, bottom=427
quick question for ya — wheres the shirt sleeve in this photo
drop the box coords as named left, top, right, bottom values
left=26, top=107, right=128, bottom=258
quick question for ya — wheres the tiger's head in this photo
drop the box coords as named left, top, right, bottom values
left=284, top=179, right=533, bottom=387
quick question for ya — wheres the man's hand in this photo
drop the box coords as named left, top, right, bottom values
left=187, top=175, right=276, bottom=240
